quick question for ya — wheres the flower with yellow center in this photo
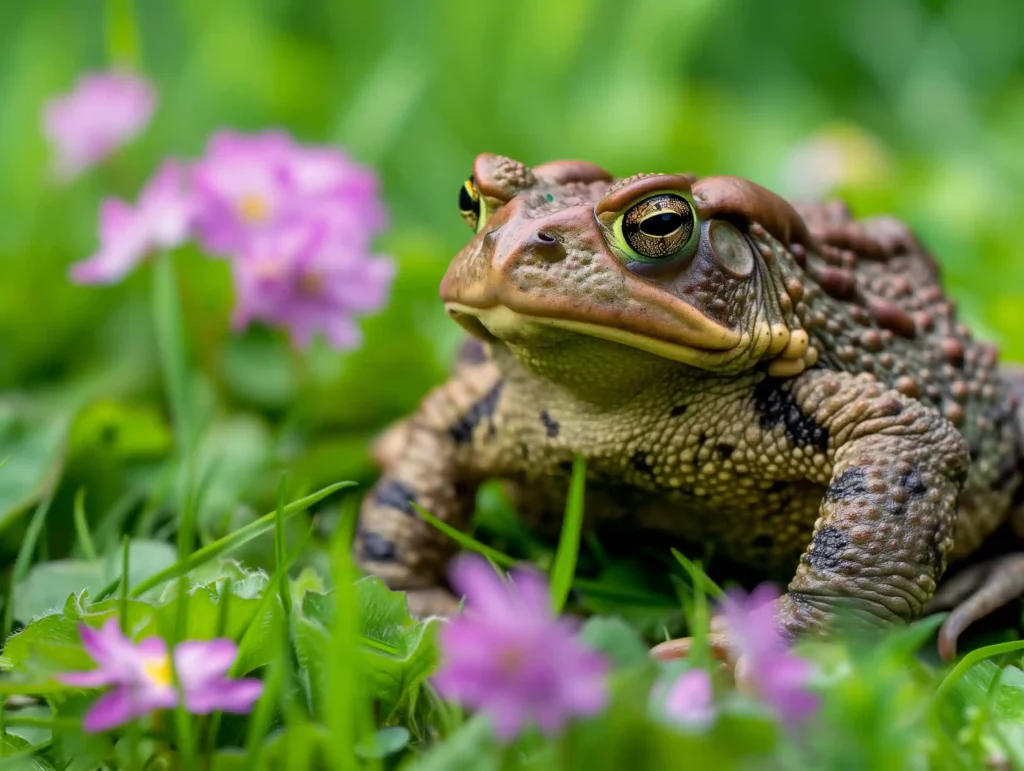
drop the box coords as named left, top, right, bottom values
left=237, top=192, right=270, bottom=224
left=143, top=655, right=173, bottom=688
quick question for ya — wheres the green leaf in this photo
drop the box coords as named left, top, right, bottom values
left=355, top=726, right=410, bottom=759
left=66, top=401, right=171, bottom=460
left=0, top=732, right=53, bottom=770
left=579, top=616, right=650, bottom=670
left=14, top=562, right=104, bottom=624
left=49, top=694, right=114, bottom=771
left=406, top=714, right=497, bottom=771
left=301, top=578, right=440, bottom=720
left=0, top=399, right=71, bottom=533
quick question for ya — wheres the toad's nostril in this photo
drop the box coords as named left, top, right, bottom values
left=536, top=230, right=557, bottom=243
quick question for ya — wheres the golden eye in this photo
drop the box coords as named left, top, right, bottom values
left=459, top=176, right=482, bottom=231
left=622, top=194, right=695, bottom=260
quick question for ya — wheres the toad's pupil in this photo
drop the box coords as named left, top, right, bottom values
left=641, top=212, right=683, bottom=237
left=459, top=184, right=479, bottom=215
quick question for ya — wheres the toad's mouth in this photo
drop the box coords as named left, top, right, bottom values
left=445, top=302, right=760, bottom=369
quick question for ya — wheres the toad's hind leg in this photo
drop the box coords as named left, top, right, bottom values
left=356, top=363, right=503, bottom=617
left=928, top=365, right=1024, bottom=659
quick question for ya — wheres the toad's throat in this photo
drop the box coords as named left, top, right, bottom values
left=445, top=302, right=751, bottom=369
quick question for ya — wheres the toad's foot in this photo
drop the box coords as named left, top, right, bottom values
left=925, top=553, right=1024, bottom=660
left=649, top=633, right=731, bottom=663
left=405, top=586, right=461, bottom=618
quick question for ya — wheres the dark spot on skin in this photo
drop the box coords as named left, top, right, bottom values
left=539, top=410, right=560, bottom=438
left=824, top=467, right=870, bottom=504
left=807, top=526, right=849, bottom=572
left=372, top=479, right=418, bottom=516
left=751, top=534, right=773, bottom=549
left=753, top=377, right=829, bottom=452
left=358, top=532, right=397, bottom=562
left=716, top=443, right=735, bottom=460
left=631, top=451, right=654, bottom=476
left=767, top=480, right=788, bottom=493
left=697, top=431, right=708, bottom=447
left=901, top=467, right=928, bottom=499
left=448, top=380, right=504, bottom=444
left=994, top=456, right=1021, bottom=492
left=670, top=404, right=689, bottom=417
left=456, top=337, right=488, bottom=366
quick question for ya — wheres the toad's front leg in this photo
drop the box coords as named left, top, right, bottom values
left=356, top=366, right=505, bottom=616
left=776, top=371, right=969, bottom=638
left=653, top=371, right=969, bottom=663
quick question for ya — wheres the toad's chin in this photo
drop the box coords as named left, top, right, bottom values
left=444, top=301, right=766, bottom=371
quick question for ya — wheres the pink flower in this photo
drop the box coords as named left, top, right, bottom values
left=70, top=161, right=195, bottom=283
left=433, top=554, right=608, bottom=743
left=656, top=669, right=717, bottom=729
left=231, top=216, right=394, bottom=349
left=192, top=130, right=386, bottom=258
left=43, top=71, right=155, bottom=181
left=58, top=619, right=262, bottom=733
left=720, top=585, right=820, bottom=727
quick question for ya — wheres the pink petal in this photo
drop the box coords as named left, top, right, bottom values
left=184, top=677, right=263, bottom=714
left=174, top=638, right=238, bottom=684
left=81, top=688, right=138, bottom=732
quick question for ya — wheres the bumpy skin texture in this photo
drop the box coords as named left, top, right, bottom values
left=356, top=154, right=1024, bottom=650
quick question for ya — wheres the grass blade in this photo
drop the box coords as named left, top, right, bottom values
left=3, top=492, right=53, bottom=638
left=934, top=639, right=1024, bottom=703
left=411, top=503, right=516, bottom=568
left=550, top=454, right=586, bottom=613
left=73, top=489, right=97, bottom=561
left=129, top=481, right=354, bottom=598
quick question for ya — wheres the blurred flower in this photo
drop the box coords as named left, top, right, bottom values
left=43, top=71, right=155, bottom=181
left=720, top=585, right=819, bottom=727
left=781, top=124, right=890, bottom=200
left=70, top=161, right=195, bottom=283
left=231, top=217, right=394, bottom=349
left=655, top=668, right=717, bottom=729
left=433, top=554, right=608, bottom=743
left=192, top=130, right=386, bottom=258
left=59, top=619, right=262, bottom=733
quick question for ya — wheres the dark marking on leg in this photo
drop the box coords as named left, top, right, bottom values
left=901, top=467, right=928, bottom=499
left=753, top=377, right=830, bottom=452
left=631, top=451, right=654, bottom=476
left=539, top=410, right=560, bottom=438
left=448, top=380, right=504, bottom=444
left=358, top=531, right=398, bottom=562
left=372, top=479, right=418, bottom=516
left=824, top=467, right=870, bottom=504
left=670, top=404, right=688, bottom=417
left=715, top=443, right=735, bottom=460
left=456, top=337, right=488, bottom=366
left=807, top=526, right=849, bottom=571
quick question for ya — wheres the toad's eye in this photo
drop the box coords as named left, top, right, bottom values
left=459, top=176, right=483, bottom=231
left=622, top=194, right=696, bottom=260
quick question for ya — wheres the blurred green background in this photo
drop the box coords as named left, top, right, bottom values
left=1, top=0, right=1022, bottom=564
